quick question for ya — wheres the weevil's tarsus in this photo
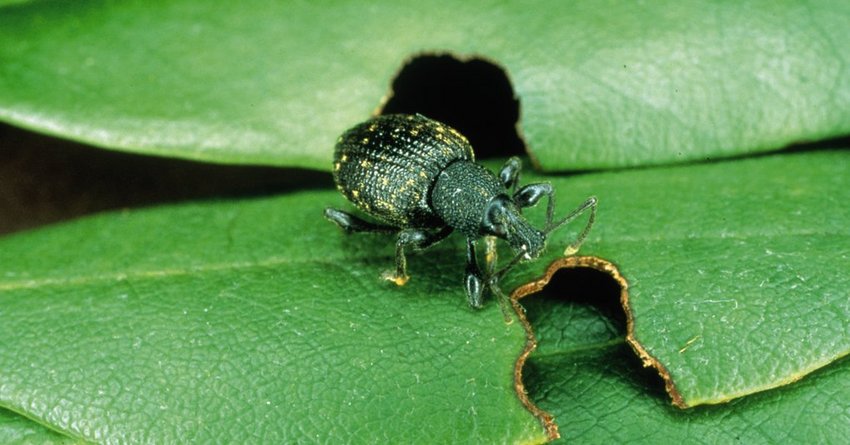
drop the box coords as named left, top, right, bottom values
left=382, top=270, right=410, bottom=286
left=390, top=227, right=453, bottom=286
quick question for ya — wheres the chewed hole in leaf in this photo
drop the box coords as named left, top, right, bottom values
left=380, top=54, right=525, bottom=158
left=514, top=258, right=671, bottom=420
left=520, top=266, right=626, bottom=351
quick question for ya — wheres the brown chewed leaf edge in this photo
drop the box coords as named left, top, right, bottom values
left=509, top=275, right=559, bottom=441
left=511, top=256, right=688, bottom=430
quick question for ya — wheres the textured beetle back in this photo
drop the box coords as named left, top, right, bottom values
left=333, top=114, right=474, bottom=227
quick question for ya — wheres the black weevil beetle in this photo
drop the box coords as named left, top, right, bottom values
left=324, top=114, right=597, bottom=308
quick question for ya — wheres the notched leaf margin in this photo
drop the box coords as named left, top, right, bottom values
left=511, top=255, right=687, bottom=441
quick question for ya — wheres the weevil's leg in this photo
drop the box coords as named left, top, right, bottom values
left=482, top=236, right=517, bottom=322
left=490, top=246, right=529, bottom=284
left=324, top=208, right=396, bottom=234
left=465, top=237, right=485, bottom=309
left=485, top=247, right=529, bottom=323
left=382, top=226, right=453, bottom=286
left=514, top=182, right=555, bottom=226
left=488, top=279, right=515, bottom=324
left=498, top=156, right=523, bottom=193
left=484, top=236, right=498, bottom=276
left=546, top=196, right=598, bottom=256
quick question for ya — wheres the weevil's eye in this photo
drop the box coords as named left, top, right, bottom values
left=482, top=196, right=510, bottom=238
left=487, top=223, right=508, bottom=237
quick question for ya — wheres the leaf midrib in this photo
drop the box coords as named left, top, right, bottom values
left=4, top=226, right=845, bottom=293
left=0, top=255, right=366, bottom=292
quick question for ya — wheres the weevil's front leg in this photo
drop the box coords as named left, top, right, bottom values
left=484, top=236, right=498, bottom=277
left=498, top=156, right=522, bottom=193
left=513, top=186, right=598, bottom=255
left=382, top=226, right=453, bottom=286
left=464, top=237, right=485, bottom=309
left=481, top=236, right=514, bottom=322
left=513, top=182, right=555, bottom=227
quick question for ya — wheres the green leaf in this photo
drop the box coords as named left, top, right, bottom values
left=1, top=1, right=848, bottom=170
left=0, top=191, right=550, bottom=443
left=2, top=150, right=846, bottom=441
left=0, top=408, right=77, bottom=445
left=505, top=150, right=850, bottom=408
left=525, top=345, right=850, bottom=443
left=521, top=274, right=850, bottom=442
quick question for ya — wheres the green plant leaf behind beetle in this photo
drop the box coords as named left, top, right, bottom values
left=1, top=0, right=848, bottom=171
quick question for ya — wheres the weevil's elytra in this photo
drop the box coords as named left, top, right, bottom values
left=334, top=114, right=474, bottom=228
left=325, top=113, right=597, bottom=309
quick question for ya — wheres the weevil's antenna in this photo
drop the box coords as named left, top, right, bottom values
left=545, top=196, right=597, bottom=256
left=490, top=246, right=528, bottom=283
left=489, top=280, right=515, bottom=324
left=486, top=246, right=529, bottom=324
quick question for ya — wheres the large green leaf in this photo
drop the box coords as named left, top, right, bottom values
left=526, top=346, right=850, bottom=444
left=0, top=190, right=549, bottom=443
left=521, top=277, right=850, bottom=443
left=1, top=0, right=847, bottom=170
left=0, top=408, right=77, bottom=445
left=2, top=150, right=847, bottom=441
left=502, top=150, right=850, bottom=408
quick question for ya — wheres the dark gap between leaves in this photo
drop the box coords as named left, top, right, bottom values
left=0, top=123, right=332, bottom=235
left=380, top=54, right=525, bottom=159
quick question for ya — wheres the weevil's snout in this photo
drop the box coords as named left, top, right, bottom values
left=483, top=196, right=546, bottom=260
left=508, top=220, right=545, bottom=260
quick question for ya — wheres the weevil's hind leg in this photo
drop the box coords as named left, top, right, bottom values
left=546, top=196, right=598, bottom=256
left=382, top=226, right=453, bottom=287
left=498, top=156, right=523, bottom=193
left=324, top=208, right=396, bottom=234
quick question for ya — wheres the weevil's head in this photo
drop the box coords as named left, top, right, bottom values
left=481, top=195, right=546, bottom=259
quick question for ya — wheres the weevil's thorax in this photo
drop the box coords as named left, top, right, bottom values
left=431, top=160, right=505, bottom=236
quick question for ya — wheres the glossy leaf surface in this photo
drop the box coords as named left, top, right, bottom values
left=0, top=190, right=548, bottom=443
left=2, top=151, right=848, bottom=442
left=505, top=150, right=850, bottom=407
left=1, top=1, right=847, bottom=170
